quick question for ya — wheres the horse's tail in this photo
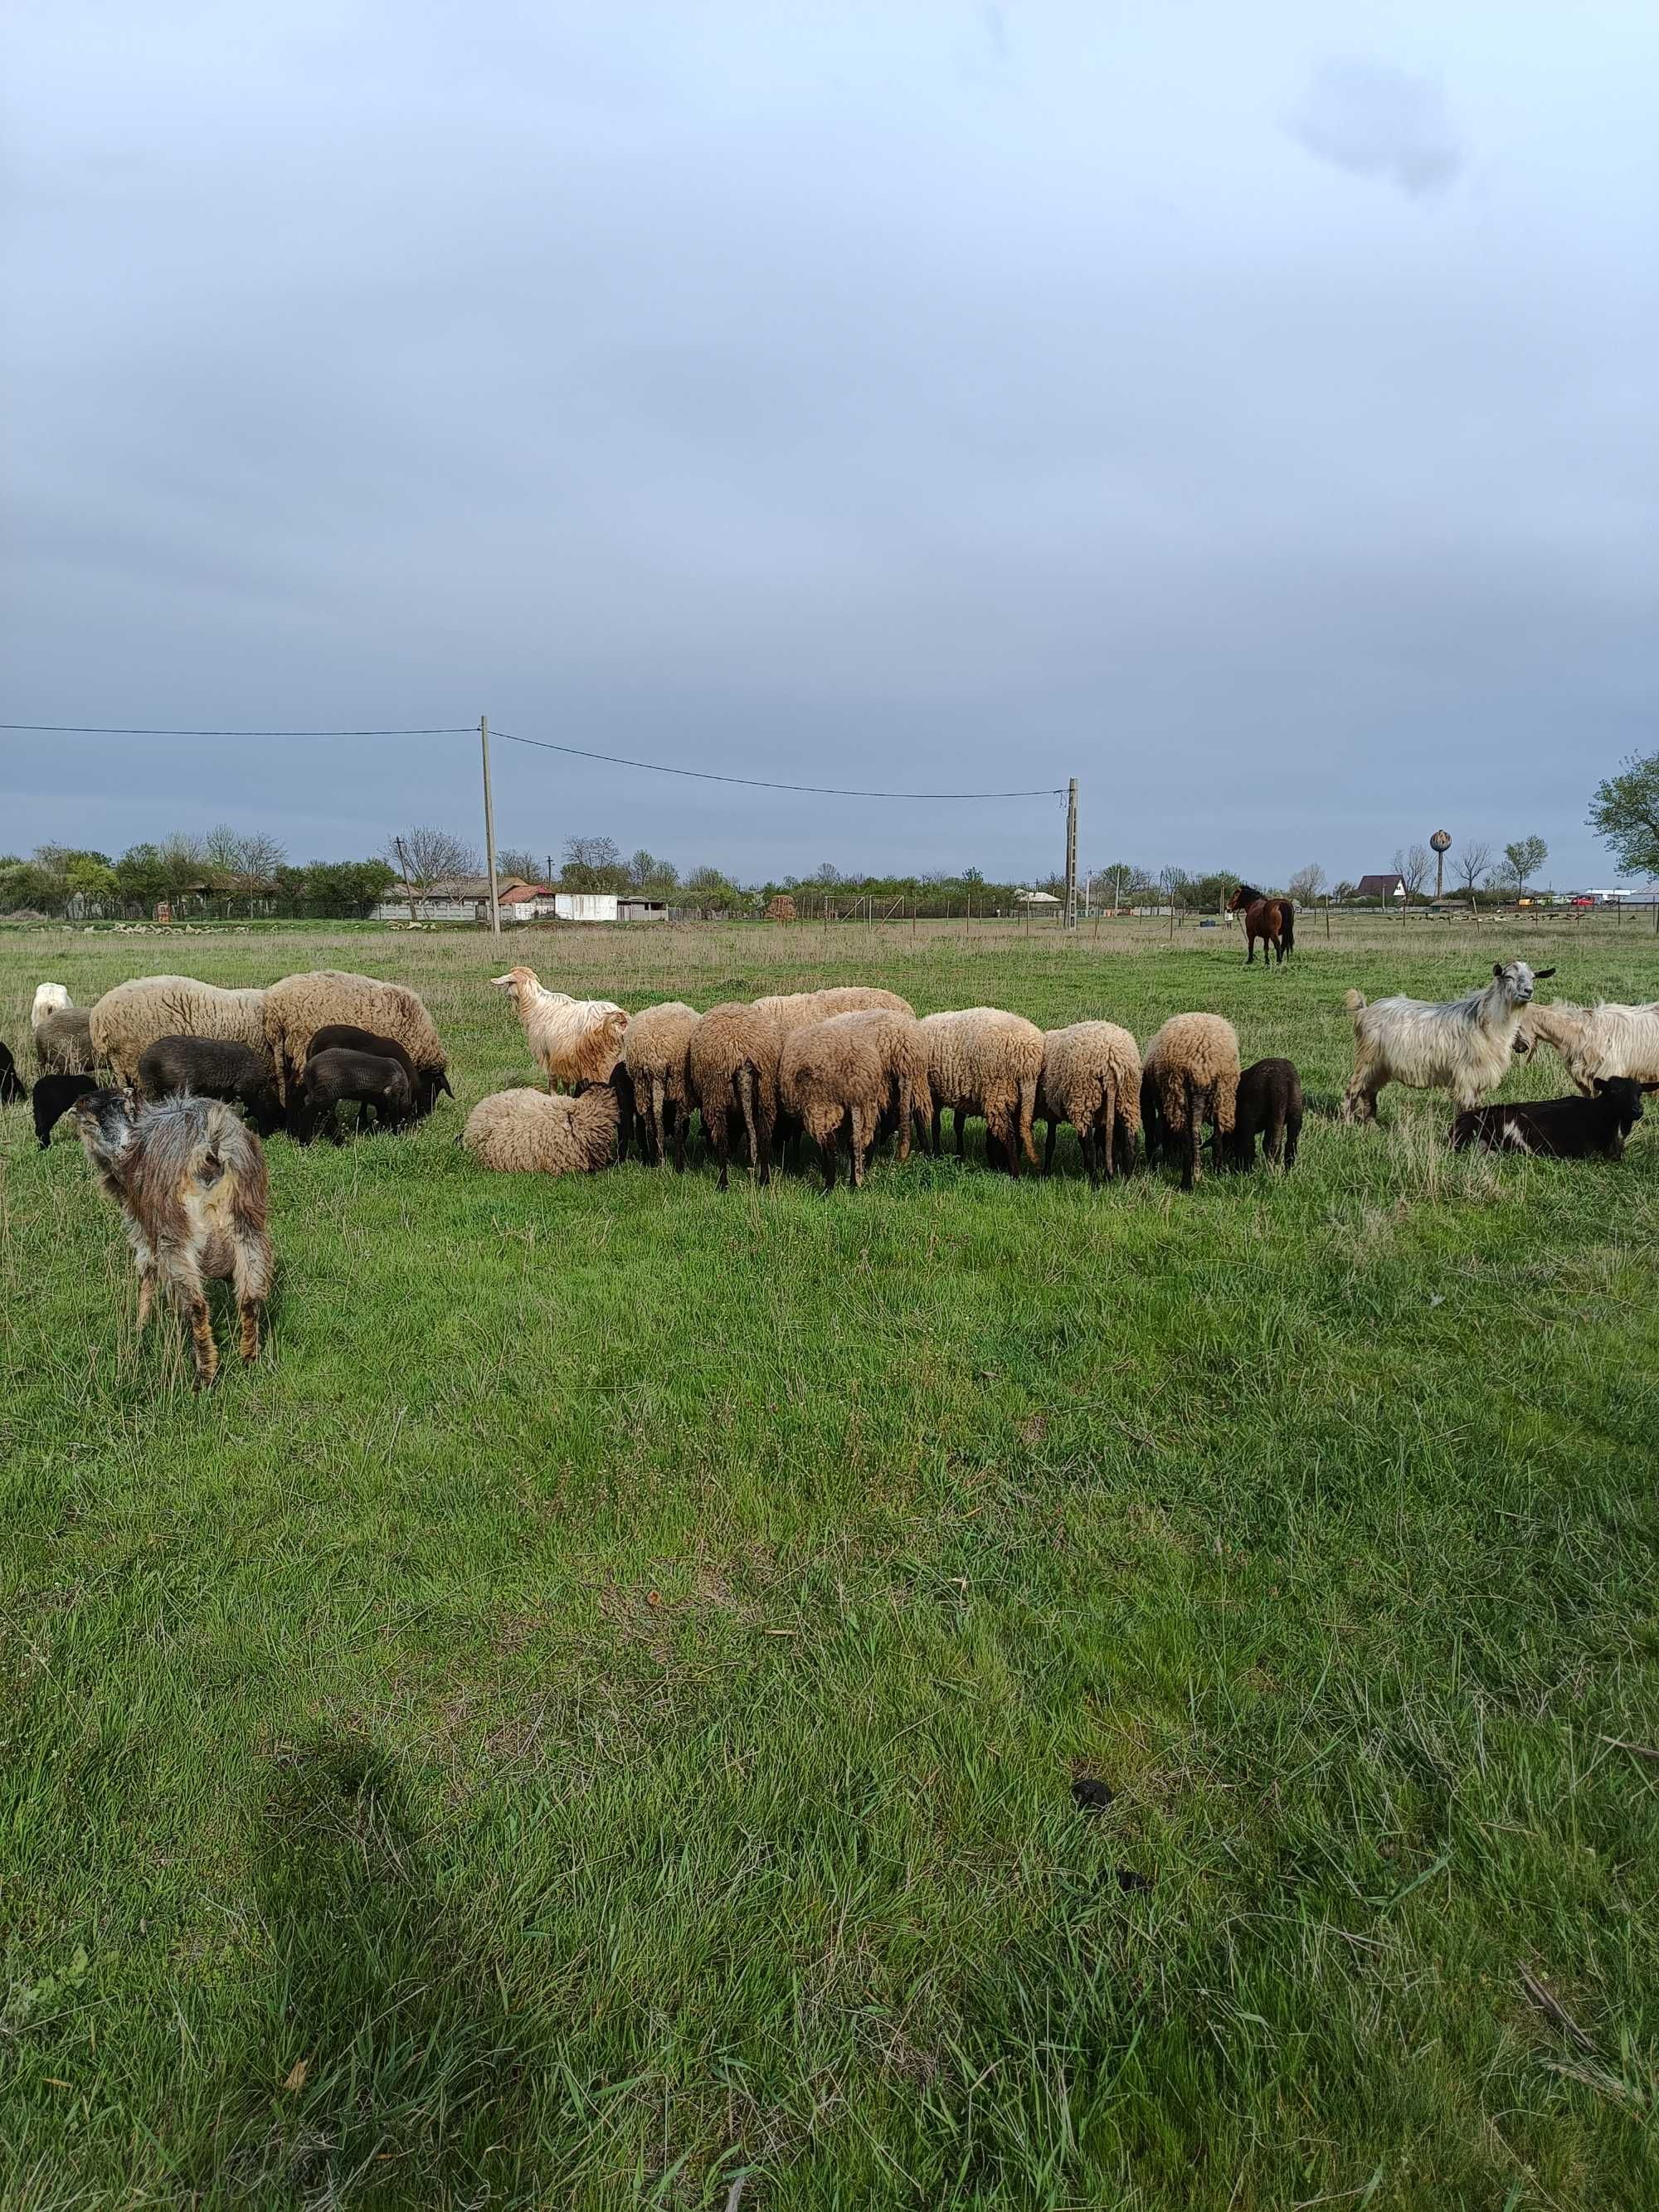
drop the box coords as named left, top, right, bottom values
left=1281, top=901, right=1295, bottom=955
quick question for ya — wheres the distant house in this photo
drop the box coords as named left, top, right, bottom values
left=1352, top=873, right=1406, bottom=902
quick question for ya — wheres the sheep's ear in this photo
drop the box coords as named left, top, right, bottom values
left=1593, top=1078, right=1609, bottom=1094
left=1534, top=967, right=1556, bottom=981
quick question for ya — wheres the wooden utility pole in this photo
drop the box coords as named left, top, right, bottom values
left=480, top=714, right=500, bottom=935
left=1064, top=777, right=1078, bottom=930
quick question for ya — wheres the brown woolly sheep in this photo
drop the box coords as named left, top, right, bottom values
left=778, top=1018, right=888, bottom=1191
left=462, top=1085, right=620, bottom=1174
left=621, top=1001, right=702, bottom=1169
left=752, top=985, right=914, bottom=1035
left=1141, top=1014, right=1241, bottom=1190
left=71, top=1088, right=273, bottom=1388
left=32, top=986, right=99, bottom=1075
left=264, top=972, right=450, bottom=1115
left=919, top=1009, right=1044, bottom=1176
left=686, top=1001, right=783, bottom=1190
left=809, top=1009, right=932, bottom=1164
left=1039, top=1021, right=1142, bottom=1183
left=90, top=976, right=268, bottom=1090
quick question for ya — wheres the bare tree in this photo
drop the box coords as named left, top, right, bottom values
left=1501, top=835, right=1549, bottom=898
left=1391, top=843, right=1431, bottom=902
left=235, top=833, right=286, bottom=910
left=1287, top=862, right=1326, bottom=905
left=387, top=826, right=479, bottom=921
left=1452, top=838, right=1493, bottom=912
left=495, top=846, right=542, bottom=882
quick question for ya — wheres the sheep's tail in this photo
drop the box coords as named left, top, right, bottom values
left=735, top=1062, right=760, bottom=1169
left=650, top=1073, right=668, bottom=1164
left=1017, top=1073, right=1039, bottom=1165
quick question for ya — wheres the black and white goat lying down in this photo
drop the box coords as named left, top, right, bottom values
left=1451, top=1076, right=1656, bottom=1160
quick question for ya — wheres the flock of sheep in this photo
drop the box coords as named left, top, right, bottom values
left=2, top=953, right=1654, bottom=1387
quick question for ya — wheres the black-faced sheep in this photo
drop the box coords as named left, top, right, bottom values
left=264, top=972, right=450, bottom=1115
left=1141, top=1014, right=1241, bottom=1191
left=34, top=1071, right=97, bottom=1148
left=1340, top=961, right=1553, bottom=1122
left=32, top=985, right=98, bottom=1075
left=1228, top=1057, right=1303, bottom=1170
left=620, top=1001, right=702, bottom=1169
left=490, top=967, right=628, bottom=1092
left=136, top=1035, right=284, bottom=1137
left=919, top=1009, right=1044, bottom=1177
left=1451, top=1076, right=1656, bottom=1160
left=71, top=1088, right=273, bottom=1388
left=1515, top=999, right=1659, bottom=1096
left=778, top=1018, right=886, bottom=1191
left=90, top=976, right=268, bottom=1090
left=686, top=1002, right=783, bottom=1190
left=294, top=1049, right=413, bottom=1143
left=462, top=1084, right=620, bottom=1174
left=1039, top=1022, right=1142, bottom=1183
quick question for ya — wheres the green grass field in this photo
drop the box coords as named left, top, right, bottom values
left=2, top=919, right=1656, bottom=2210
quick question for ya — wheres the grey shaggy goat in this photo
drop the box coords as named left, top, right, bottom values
left=71, top=1089, right=273, bottom=1388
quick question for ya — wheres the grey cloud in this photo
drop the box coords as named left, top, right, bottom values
left=1287, top=60, right=1462, bottom=198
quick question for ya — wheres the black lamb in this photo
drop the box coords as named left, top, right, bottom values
left=1228, top=1057, right=1303, bottom=1169
left=136, top=1034, right=285, bottom=1137
left=1452, top=1076, right=1656, bottom=1160
left=33, top=1071, right=98, bottom=1148
left=296, top=1048, right=412, bottom=1143
left=0, top=1040, right=27, bottom=1106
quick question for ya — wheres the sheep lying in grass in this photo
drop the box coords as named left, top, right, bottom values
left=265, top=972, right=450, bottom=1115
left=71, top=1088, right=273, bottom=1388
left=1340, top=961, right=1552, bottom=1122
left=35, top=1072, right=96, bottom=1147
left=919, top=1009, right=1044, bottom=1176
left=1039, top=1022, right=1141, bottom=1183
left=621, top=1001, right=702, bottom=1169
left=778, top=1018, right=887, bottom=1192
left=32, top=985, right=97, bottom=1076
left=136, top=1035, right=284, bottom=1137
left=687, top=1002, right=782, bottom=1190
left=1452, top=1076, right=1656, bottom=1160
left=1227, top=1057, right=1303, bottom=1170
left=1141, top=1014, right=1240, bottom=1190
left=462, top=1085, right=620, bottom=1174
left=91, top=976, right=268, bottom=1090
left=1515, top=999, right=1659, bottom=1096
left=491, top=966, right=628, bottom=1094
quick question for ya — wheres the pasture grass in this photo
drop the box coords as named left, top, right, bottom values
left=2, top=920, right=1657, bottom=2210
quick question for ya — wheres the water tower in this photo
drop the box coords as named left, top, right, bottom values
left=1430, top=829, right=1452, bottom=899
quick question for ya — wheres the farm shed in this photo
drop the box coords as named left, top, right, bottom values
left=1351, top=874, right=1406, bottom=902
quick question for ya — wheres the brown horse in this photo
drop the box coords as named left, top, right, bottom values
left=1228, top=883, right=1295, bottom=965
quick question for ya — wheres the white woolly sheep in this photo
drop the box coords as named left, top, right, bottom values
left=686, top=1001, right=784, bottom=1189
left=1515, top=999, right=1659, bottom=1096
left=32, top=984, right=98, bottom=1075
left=462, top=1084, right=620, bottom=1174
left=753, top=985, right=913, bottom=1035
left=491, top=965, right=629, bottom=1093
left=90, top=975, right=268, bottom=1090
left=264, top=971, right=450, bottom=1116
left=1340, top=960, right=1554, bottom=1123
left=1141, top=1013, right=1240, bottom=1191
left=918, top=1009, right=1044, bottom=1177
left=621, top=1001, right=702, bottom=1169
left=1039, top=1021, right=1142, bottom=1183
left=778, top=1018, right=888, bottom=1191
left=811, top=1009, right=933, bottom=1164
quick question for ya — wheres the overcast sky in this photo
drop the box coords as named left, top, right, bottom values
left=3, top=2, right=1655, bottom=886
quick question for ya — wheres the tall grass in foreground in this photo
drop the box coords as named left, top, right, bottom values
left=0, top=923, right=1656, bottom=2210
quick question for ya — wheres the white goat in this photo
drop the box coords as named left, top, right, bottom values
left=491, top=965, right=628, bottom=1091
left=1515, top=999, right=1659, bottom=1096
left=1340, top=960, right=1554, bottom=1121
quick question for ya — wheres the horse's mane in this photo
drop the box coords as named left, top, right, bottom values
left=1233, top=882, right=1267, bottom=904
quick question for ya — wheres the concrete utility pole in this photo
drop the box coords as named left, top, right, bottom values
left=480, top=714, right=500, bottom=935
left=1064, top=777, right=1079, bottom=930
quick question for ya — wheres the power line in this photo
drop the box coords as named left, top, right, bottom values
left=493, top=728, right=1064, bottom=800
left=0, top=722, right=475, bottom=737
